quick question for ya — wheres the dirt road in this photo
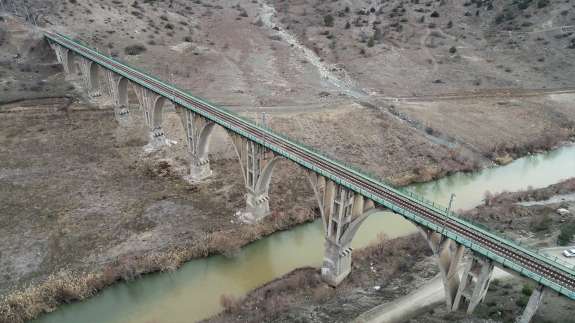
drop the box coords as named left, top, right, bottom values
left=354, top=247, right=575, bottom=323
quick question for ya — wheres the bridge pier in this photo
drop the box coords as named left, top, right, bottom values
left=418, top=226, right=465, bottom=310
left=453, top=255, right=494, bottom=313
left=133, top=85, right=169, bottom=151
left=308, top=173, right=380, bottom=286
left=50, top=43, right=75, bottom=75
left=229, top=134, right=282, bottom=223
left=516, top=285, right=546, bottom=323
left=78, top=57, right=101, bottom=97
left=176, top=106, right=215, bottom=182
left=105, top=71, right=130, bottom=124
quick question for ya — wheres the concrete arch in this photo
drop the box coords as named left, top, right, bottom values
left=66, top=50, right=77, bottom=74
left=117, top=77, right=129, bottom=106
left=151, top=96, right=166, bottom=128
left=196, top=122, right=216, bottom=161
left=254, top=155, right=283, bottom=195
left=339, top=207, right=385, bottom=246
left=306, top=174, right=324, bottom=217
left=89, top=62, right=99, bottom=90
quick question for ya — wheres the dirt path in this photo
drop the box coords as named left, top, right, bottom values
left=255, top=0, right=367, bottom=99
left=375, top=87, right=575, bottom=102
left=354, top=247, right=575, bottom=323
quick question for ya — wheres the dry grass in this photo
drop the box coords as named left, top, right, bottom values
left=207, top=234, right=431, bottom=323
left=0, top=208, right=317, bottom=323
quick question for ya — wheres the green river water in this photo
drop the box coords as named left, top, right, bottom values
left=32, top=145, right=575, bottom=323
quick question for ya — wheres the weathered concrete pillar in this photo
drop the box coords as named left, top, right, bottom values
left=175, top=106, right=215, bottom=182
left=419, top=226, right=466, bottom=310
left=453, top=254, right=494, bottom=313
left=308, top=172, right=380, bottom=286
left=228, top=134, right=282, bottom=223
left=133, top=85, right=169, bottom=151
left=51, top=44, right=75, bottom=75
left=78, top=57, right=101, bottom=97
left=516, top=285, right=546, bottom=323
left=104, top=70, right=130, bottom=124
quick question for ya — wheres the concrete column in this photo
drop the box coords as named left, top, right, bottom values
left=308, top=172, right=380, bottom=286
left=419, top=226, right=466, bottom=310
left=51, top=44, right=74, bottom=75
left=516, top=285, right=546, bottom=323
left=322, top=238, right=353, bottom=286
left=133, top=85, right=169, bottom=151
left=229, top=134, right=282, bottom=223
left=175, top=106, right=215, bottom=183
left=78, top=58, right=101, bottom=97
left=453, top=254, right=494, bottom=313
left=104, top=71, right=130, bottom=124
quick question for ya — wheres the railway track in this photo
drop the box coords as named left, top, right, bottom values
left=45, top=31, right=575, bottom=299
left=377, top=87, right=575, bottom=103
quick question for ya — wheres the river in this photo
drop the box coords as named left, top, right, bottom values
left=32, top=144, right=575, bottom=323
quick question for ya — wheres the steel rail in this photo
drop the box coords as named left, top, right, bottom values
left=45, top=31, right=575, bottom=299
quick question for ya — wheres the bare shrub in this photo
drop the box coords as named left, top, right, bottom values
left=208, top=231, right=240, bottom=257
left=219, top=294, right=240, bottom=313
left=124, top=44, right=146, bottom=55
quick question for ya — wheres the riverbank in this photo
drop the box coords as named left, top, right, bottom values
left=0, top=95, right=318, bottom=323
left=205, top=178, right=575, bottom=323
left=3, top=9, right=575, bottom=323
left=205, top=234, right=436, bottom=323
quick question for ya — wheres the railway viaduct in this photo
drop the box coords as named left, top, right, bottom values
left=45, top=30, right=574, bottom=322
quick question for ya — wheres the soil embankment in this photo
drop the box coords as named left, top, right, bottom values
left=2, top=0, right=575, bottom=320
left=205, top=178, right=575, bottom=323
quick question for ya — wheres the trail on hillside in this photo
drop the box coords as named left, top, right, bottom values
left=255, top=0, right=368, bottom=99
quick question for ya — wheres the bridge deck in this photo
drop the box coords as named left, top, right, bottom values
left=45, top=31, right=575, bottom=300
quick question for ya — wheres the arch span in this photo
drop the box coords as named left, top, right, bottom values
left=339, top=207, right=386, bottom=246
left=89, top=62, right=99, bottom=91
left=66, top=50, right=76, bottom=74
left=117, top=77, right=129, bottom=107
left=151, top=96, right=165, bottom=129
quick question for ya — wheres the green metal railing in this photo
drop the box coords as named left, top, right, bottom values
left=45, top=31, right=575, bottom=300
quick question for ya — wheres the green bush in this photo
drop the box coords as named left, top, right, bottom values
left=124, top=44, right=146, bottom=55
left=557, top=221, right=575, bottom=246
left=530, top=214, right=552, bottom=232
left=367, top=36, right=375, bottom=47
left=324, top=14, right=334, bottom=27
left=537, top=0, right=550, bottom=8
left=516, top=295, right=529, bottom=307
left=521, top=284, right=533, bottom=296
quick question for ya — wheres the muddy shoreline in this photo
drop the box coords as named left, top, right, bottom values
left=205, top=179, right=575, bottom=323
left=2, top=3, right=575, bottom=322
left=1, top=94, right=573, bottom=323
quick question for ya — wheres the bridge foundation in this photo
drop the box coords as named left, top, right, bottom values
left=176, top=106, right=215, bottom=183
left=308, top=173, right=380, bottom=286
left=50, top=43, right=75, bottom=75
left=78, top=57, right=101, bottom=97
left=453, top=255, right=494, bottom=313
left=229, top=134, right=282, bottom=223
left=322, top=239, right=352, bottom=286
left=419, top=226, right=465, bottom=310
left=517, top=285, right=546, bottom=323
left=104, top=71, right=130, bottom=124
left=133, top=85, right=170, bottom=151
